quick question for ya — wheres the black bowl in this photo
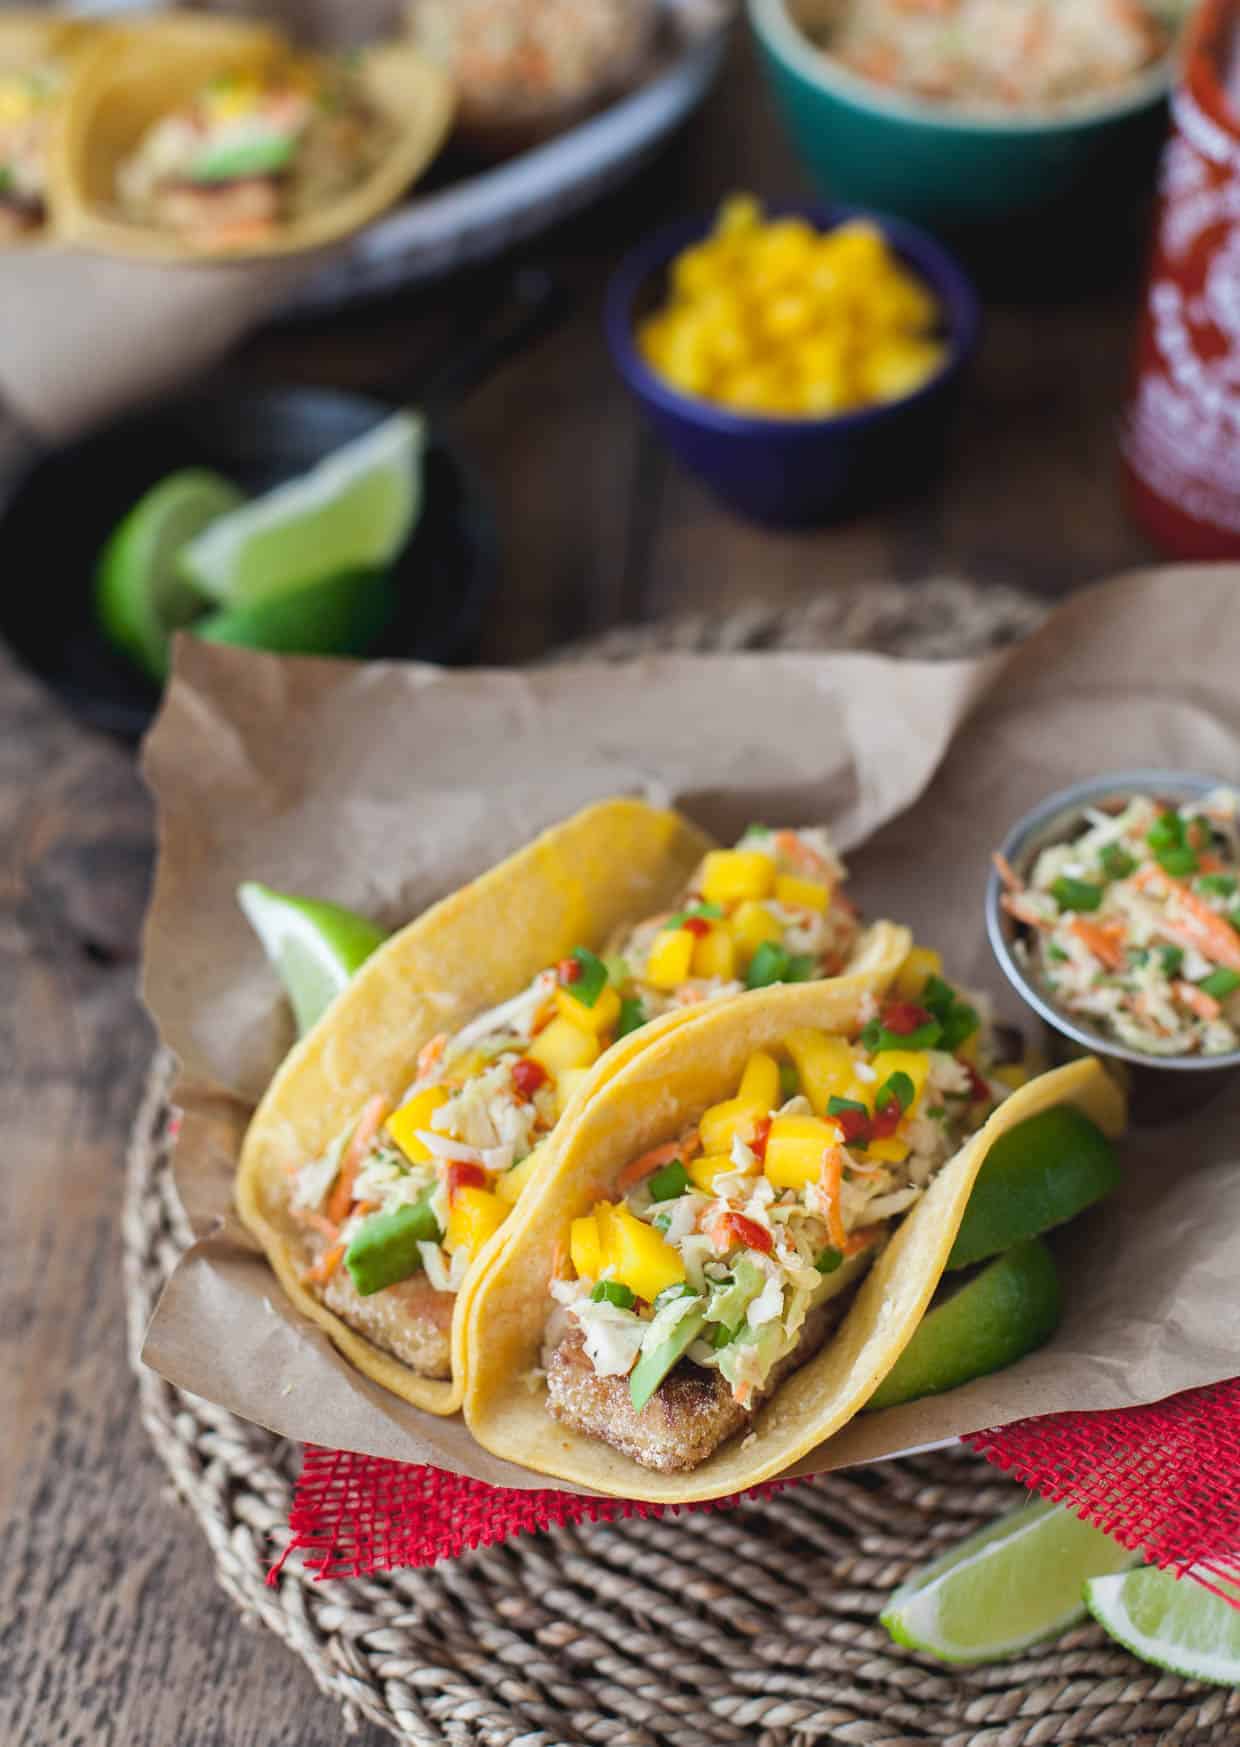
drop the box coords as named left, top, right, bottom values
left=0, top=386, right=498, bottom=741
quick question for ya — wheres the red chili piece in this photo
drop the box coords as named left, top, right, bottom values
left=881, top=1001, right=933, bottom=1036
left=870, top=1104, right=902, bottom=1140
left=558, top=957, right=583, bottom=984
left=750, top=1115, right=773, bottom=1161
left=717, top=1211, right=773, bottom=1254
left=510, top=1056, right=548, bottom=1099
left=834, top=1106, right=872, bottom=1146
left=446, top=1160, right=487, bottom=1201
left=962, top=1061, right=991, bottom=1103
left=681, top=916, right=711, bottom=938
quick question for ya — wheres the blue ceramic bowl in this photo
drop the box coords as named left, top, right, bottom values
left=605, top=203, right=979, bottom=526
left=749, top=0, right=1174, bottom=230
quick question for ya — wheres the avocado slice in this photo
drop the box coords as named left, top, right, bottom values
left=344, top=1189, right=441, bottom=1297
left=629, top=1306, right=707, bottom=1412
left=188, top=134, right=296, bottom=185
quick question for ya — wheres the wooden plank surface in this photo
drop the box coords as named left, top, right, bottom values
left=0, top=24, right=1160, bottom=1747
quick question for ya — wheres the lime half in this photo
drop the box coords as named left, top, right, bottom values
left=866, top=1238, right=1061, bottom=1414
left=95, top=469, right=244, bottom=681
left=948, top=1105, right=1120, bottom=1271
left=195, top=568, right=396, bottom=659
left=883, top=1499, right=1139, bottom=1664
left=238, top=882, right=389, bottom=1035
left=181, top=412, right=425, bottom=606
left=1087, top=1567, right=1240, bottom=1687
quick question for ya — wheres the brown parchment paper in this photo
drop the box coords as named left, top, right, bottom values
left=139, top=564, right=1240, bottom=1491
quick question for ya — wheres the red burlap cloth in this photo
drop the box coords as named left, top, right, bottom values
left=274, top=1378, right=1240, bottom=1602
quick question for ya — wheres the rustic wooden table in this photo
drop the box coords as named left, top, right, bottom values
left=1, top=28, right=1162, bottom=1747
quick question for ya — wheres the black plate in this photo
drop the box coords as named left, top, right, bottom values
left=0, top=386, right=498, bottom=741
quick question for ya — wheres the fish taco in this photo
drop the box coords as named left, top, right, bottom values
left=53, top=16, right=454, bottom=260
left=236, top=796, right=909, bottom=1416
left=462, top=971, right=1125, bottom=1501
left=0, top=11, right=95, bottom=245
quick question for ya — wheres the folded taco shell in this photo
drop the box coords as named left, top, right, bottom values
left=463, top=993, right=1127, bottom=1501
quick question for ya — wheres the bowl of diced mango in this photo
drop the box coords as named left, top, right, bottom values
left=605, top=194, right=979, bottom=525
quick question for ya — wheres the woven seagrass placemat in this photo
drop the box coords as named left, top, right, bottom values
left=123, top=580, right=1240, bottom=1747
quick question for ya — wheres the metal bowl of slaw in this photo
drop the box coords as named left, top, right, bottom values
left=986, top=771, right=1240, bottom=1126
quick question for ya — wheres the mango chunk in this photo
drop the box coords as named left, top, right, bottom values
left=445, top=1186, right=507, bottom=1260
left=692, top=924, right=736, bottom=982
left=764, top=1112, right=839, bottom=1189
left=556, top=982, right=621, bottom=1036
left=528, top=1017, right=600, bottom=1076
left=603, top=1204, right=686, bottom=1300
left=870, top=1049, right=931, bottom=1114
left=570, top=1212, right=603, bottom=1279
left=784, top=1029, right=856, bottom=1118
left=738, top=1050, right=780, bottom=1112
left=728, top=898, right=783, bottom=967
left=699, top=1095, right=764, bottom=1156
left=495, top=1144, right=546, bottom=1207
left=774, top=873, right=829, bottom=913
left=646, top=927, right=695, bottom=989
left=387, top=1086, right=450, bottom=1164
left=685, top=1152, right=736, bottom=1193
left=895, top=944, right=942, bottom=1000
left=701, top=849, right=776, bottom=906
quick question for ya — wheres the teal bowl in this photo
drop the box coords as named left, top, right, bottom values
left=749, top=0, right=1175, bottom=229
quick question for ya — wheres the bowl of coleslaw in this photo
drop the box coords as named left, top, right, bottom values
left=749, top=0, right=1187, bottom=229
left=987, top=773, right=1240, bottom=1124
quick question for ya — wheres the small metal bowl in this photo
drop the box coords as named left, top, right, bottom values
left=986, top=770, right=1240, bottom=1126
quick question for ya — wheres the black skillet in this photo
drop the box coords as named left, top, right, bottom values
left=0, top=268, right=567, bottom=741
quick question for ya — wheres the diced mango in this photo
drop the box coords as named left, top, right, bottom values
left=870, top=1049, right=931, bottom=1115
left=774, top=873, right=830, bottom=913
left=895, top=945, right=943, bottom=1001
left=764, top=1113, right=839, bottom=1189
left=646, top=927, right=696, bottom=990
left=692, top=924, right=737, bottom=982
left=570, top=1211, right=603, bottom=1279
left=957, top=1029, right=982, bottom=1066
left=699, top=1095, right=764, bottom=1156
left=556, top=1065, right=593, bottom=1118
left=386, top=1086, right=450, bottom=1164
left=445, top=1186, right=507, bottom=1260
left=602, top=1204, right=686, bottom=1300
left=729, top=899, right=783, bottom=967
left=868, top=1136, right=910, bottom=1164
left=738, top=1050, right=780, bottom=1112
left=495, top=1147, right=544, bottom=1206
left=701, top=849, right=776, bottom=906
left=685, top=1153, right=735, bottom=1193
left=784, top=1029, right=856, bottom=1118
left=527, top=1017, right=600, bottom=1077
left=994, top=1063, right=1031, bottom=1092
left=443, top=1046, right=489, bottom=1085
left=556, top=982, right=621, bottom=1036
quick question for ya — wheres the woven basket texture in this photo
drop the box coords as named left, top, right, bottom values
left=123, top=580, right=1240, bottom=1747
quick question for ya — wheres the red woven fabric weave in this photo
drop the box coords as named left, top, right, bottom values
left=275, top=1378, right=1240, bottom=1600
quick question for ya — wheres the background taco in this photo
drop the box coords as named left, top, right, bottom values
left=462, top=978, right=1126, bottom=1502
left=236, top=796, right=908, bottom=1416
left=51, top=13, right=454, bottom=261
left=0, top=11, right=96, bottom=245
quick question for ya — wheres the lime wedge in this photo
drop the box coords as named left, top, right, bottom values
left=948, top=1105, right=1120, bottom=1271
left=238, top=882, right=389, bottom=1035
left=866, top=1239, right=1061, bottom=1414
left=95, top=469, right=244, bottom=681
left=882, top=1500, right=1139, bottom=1664
left=181, top=412, right=425, bottom=607
left=1086, top=1566, right=1240, bottom=1686
left=194, top=568, right=396, bottom=659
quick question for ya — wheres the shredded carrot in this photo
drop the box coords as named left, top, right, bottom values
left=1198, top=852, right=1225, bottom=875
left=302, top=1242, right=345, bottom=1286
left=1069, top=917, right=1127, bottom=971
left=992, top=851, right=1024, bottom=894
left=1002, top=892, right=1052, bottom=930
left=817, top=1147, right=881, bottom=1258
left=298, top=1210, right=341, bottom=1241
left=415, top=1032, right=448, bottom=1083
left=775, top=830, right=834, bottom=882
left=529, top=997, right=558, bottom=1037
left=616, top=1129, right=701, bottom=1192
left=1175, top=980, right=1221, bottom=1022
left=1135, top=866, right=1240, bottom=971
left=327, top=1094, right=389, bottom=1227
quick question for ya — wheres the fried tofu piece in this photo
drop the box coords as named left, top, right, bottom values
left=320, top=1261, right=455, bottom=1379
